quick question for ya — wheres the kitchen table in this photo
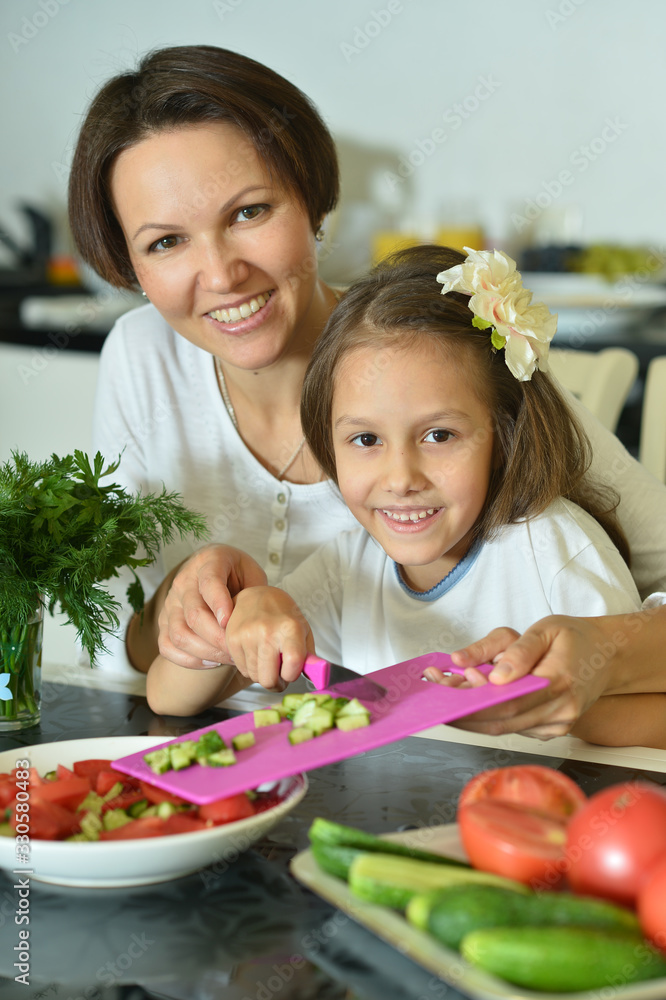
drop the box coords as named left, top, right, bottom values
left=1, top=676, right=665, bottom=1000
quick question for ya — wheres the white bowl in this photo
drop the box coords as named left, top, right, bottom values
left=0, top=736, right=307, bottom=888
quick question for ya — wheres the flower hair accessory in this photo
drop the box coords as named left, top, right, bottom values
left=436, top=247, right=557, bottom=381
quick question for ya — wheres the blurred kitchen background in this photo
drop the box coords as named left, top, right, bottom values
left=2, top=0, right=666, bottom=657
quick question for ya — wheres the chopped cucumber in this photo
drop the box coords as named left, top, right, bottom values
left=232, top=732, right=256, bottom=751
left=253, top=708, right=282, bottom=727
left=204, top=748, right=237, bottom=767
left=77, top=791, right=105, bottom=816
left=195, top=731, right=226, bottom=756
left=0, top=822, right=14, bottom=838
left=336, top=697, right=369, bottom=718
left=79, top=810, right=103, bottom=840
left=170, top=741, right=198, bottom=771
left=335, top=714, right=370, bottom=731
left=103, top=809, right=134, bottom=831
left=289, top=727, right=314, bottom=745
left=307, top=708, right=335, bottom=735
left=144, top=748, right=172, bottom=774
left=156, top=801, right=177, bottom=820
left=291, top=699, right=320, bottom=726
left=128, top=799, right=149, bottom=818
left=101, top=782, right=124, bottom=803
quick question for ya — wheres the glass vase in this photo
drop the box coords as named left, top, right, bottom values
left=0, top=604, right=43, bottom=731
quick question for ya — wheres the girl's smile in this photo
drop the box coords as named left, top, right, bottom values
left=332, top=341, right=496, bottom=592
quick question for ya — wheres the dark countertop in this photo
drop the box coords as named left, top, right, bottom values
left=1, top=681, right=664, bottom=1000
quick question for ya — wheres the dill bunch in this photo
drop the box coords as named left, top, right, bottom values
left=0, top=450, right=208, bottom=664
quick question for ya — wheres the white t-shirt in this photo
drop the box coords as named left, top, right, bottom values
left=90, top=304, right=356, bottom=674
left=280, top=498, right=642, bottom=673
left=90, top=303, right=666, bottom=673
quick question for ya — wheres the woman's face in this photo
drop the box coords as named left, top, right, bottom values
left=110, top=123, right=328, bottom=370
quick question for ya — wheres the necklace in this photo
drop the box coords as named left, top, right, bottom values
left=214, top=357, right=307, bottom=481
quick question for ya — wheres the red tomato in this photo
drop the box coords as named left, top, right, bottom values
left=10, top=800, right=80, bottom=840
left=30, top=776, right=91, bottom=811
left=198, top=793, right=256, bottom=825
left=139, top=780, right=188, bottom=807
left=0, top=776, right=17, bottom=809
left=457, top=798, right=569, bottom=887
left=459, top=765, right=586, bottom=820
left=162, top=813, right=208, bottom=835
left=99, top=816, right=165, bottom=840
left=55, top=764, right=75, bottom=781
left=72, top=759, right=114, bottom=782
left=566, top=781, right=666, bottom=908
left=96, top=769, right=137, bottom=796
left=638, top=856, right=666, bottom=951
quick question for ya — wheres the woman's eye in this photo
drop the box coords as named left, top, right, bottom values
left=424, top=429, right=453, bottom=444
left=350, top=433, right=380, bottom=448
left=149, top=235, right=182, bottom=253
left=235, top=204, right=268, bottom=223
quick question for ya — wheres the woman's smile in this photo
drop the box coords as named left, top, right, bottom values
left=110, top=123, right=329, bottom=371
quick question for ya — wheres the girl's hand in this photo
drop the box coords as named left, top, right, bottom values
left=226, top=586, right=314, bottom=691
left=157, top=545, right=268, bottom=669
left=424, top=617, right=613, bottom=740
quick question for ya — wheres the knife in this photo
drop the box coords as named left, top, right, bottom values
left=301, top=654, right=387, bottom=702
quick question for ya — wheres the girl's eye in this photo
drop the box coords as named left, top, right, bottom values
left=234, top=204, right=268, bottom=223
left=149, top=235, right=183, bottom=253
left=350, top=432, right=380, bottom=448
left=424, top=429, right=453, bottom=444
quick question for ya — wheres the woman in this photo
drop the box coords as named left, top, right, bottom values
left=69, top=44, right=666, bottom=731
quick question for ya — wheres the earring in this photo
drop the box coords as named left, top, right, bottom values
left=315, top=226, right=325, bottom=243
left=141, top=291, right=147, bottom=297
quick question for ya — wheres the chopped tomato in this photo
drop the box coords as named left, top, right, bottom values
left=99, top=816, right=165, bottom=840
left=72, top=759, right=114, bottom=783
left=198, top=792, right=256, bottom=825
left=30, top=776, right=91, bottom=811
left=10, top=799, right=80, bottom=840
left=162, top=813, right=209, bottom=835
left=139, top=780, right=188, bottom=807
left=457, top=799, right=569, bottom=887
left=96, top=769, right=133, bottom=797
left=0, top=776, right=18, bottom=809
left=458, top=765, right=586, bottom=820
left=56, top=763, right=76, bottom=781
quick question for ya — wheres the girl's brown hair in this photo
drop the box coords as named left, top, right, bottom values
left=68, top=45, right=339, bottom=289
left=301, top=244, right=629, bottom=563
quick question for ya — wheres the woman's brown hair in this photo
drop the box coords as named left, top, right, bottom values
left=68, top=45, right=339, bottom=289
left=301, top=243, right=629, bottom=563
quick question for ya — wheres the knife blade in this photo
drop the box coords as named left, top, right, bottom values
left=302, top=654, right=387, bottom=701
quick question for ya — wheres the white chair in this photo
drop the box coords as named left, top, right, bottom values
left=639, top=356, right=666, bottom=483
left=548, top=347, right=639, bottom=433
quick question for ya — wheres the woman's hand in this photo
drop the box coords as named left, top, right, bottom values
left=424, top=616, right=615, bottom=740
left=226, top=586, right=314, bottom=691
left=156, top=544, right=268, bottom=669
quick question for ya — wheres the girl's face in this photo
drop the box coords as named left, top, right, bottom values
left=332, top=340, right=495, bottom=592
left=110, top=123, right=329, bottom=371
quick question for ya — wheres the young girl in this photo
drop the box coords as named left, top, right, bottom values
left=146, top=245, right=642, bottom=711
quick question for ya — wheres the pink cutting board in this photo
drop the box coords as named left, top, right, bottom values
left=112, top=652, right=549, bottom=804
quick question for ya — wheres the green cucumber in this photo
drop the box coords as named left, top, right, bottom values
left=406, top=884, right=640, bottom=950
left=335, top=714, right=370, bottom=731
left=461, top=926, right=666, bottom=992
left=311, top=841, right=363, bottom=881
left=231, top=732, right=256, bottom=751
left=289, top=727, right=314, bottom=745
left=348, top=853, right=528, bottom=911
left=308, top=817, right=471, bottom=868
left=253, top=708, right=282, bottom=727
